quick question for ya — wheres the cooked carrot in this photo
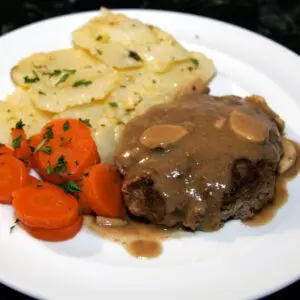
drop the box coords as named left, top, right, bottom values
left=27, top=133, right=43, bottom=169
left=0, top=144, right=14, bottom=156
left=12, top=182, right=79, bottom=228
left=29, top=176, right=40, bottom=185
left=11, top=128, right=31, bottom=161
left=21, top=216, right=83, bottom=242
left=35, top=119, right=100, bottom=184
left=78, top=192, right=92, bottom=214
left=80, top=164, right=124, bottom=218
left=0, top=155, right=30, bottom=204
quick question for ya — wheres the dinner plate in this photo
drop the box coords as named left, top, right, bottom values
left=1, top=9, right=300, bottom=300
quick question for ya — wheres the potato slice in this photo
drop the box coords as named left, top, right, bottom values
left=0, top=88, right=51, bottom=144
left=11, top=48, right=119, bottom=113
left=72, top=8, right=190, bottom=72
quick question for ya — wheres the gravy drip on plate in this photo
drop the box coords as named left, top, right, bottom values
left=246, top=139, right=300, bottom=226
left=84, top=216, right=174, bottom=259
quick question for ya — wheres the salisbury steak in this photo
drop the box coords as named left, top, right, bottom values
left=115, top=94, right=284, bottom=231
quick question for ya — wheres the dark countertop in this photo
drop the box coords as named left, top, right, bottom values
left=0, top=1, right=299, bottom=299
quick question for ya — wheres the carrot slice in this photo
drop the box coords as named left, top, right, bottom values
left=29, top=176, right=40, bottom=185
left=28, top=133, right=43, bottom=169
left=11, top=128, right=31, bottom=161
left=80, top=164, right=124, bottom=218
left=0, top=155, right=30, bottom=204
left=78, top=192, right=92, bottom=214
left=35, top=119, right=100, bottom=184
left=0, top=144, right=14, bottom=156
left=12, top=182, right=79, bottom=229
left=21, top=216, right=83, bottom=242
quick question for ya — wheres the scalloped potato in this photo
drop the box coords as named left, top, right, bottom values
left=3, top=8, right=216, bottom=162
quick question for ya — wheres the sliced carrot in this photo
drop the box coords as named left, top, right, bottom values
left=35, top=119, right=100, bottom=184
left=21, top=216, right=83, bottom=242
left=28, top=133, right=43, bottom=169
left=29, top=176, right=40, bottom=185
left=11, top=128, right=31, bottom=161
left=12, top=182, right=79, bottom=229
left=77, top=192, right=92, bottom=214
left=0, top=144, right=14, bottom=156
left=80, top=164, right=124, bottom=218
left=0, top=155, right=30, bottom=204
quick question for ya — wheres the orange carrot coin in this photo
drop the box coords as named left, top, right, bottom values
left=35, top=119, right=100, bottom=183
left=0, top=144, right=14, bottom=156
left=80, top=164, right=124, bottom=218
left=0, top=155, right=30, bottom=204
left=21, top=216, right=83, bottom=242
left=13, top=182, right=79, bottom=228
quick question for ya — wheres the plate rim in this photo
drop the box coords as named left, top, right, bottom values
left=0, top=8, right=300, bottom=300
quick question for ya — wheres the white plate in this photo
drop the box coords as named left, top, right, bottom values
left=1, top=9, right=300, bottom=300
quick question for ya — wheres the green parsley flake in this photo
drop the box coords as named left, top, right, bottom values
left=96, top=35, right=103, bottom=41
left=12, top=135, right=22, bottom=149
left=109, top=102, right=118, bottom=108
left=44, top=126, right=54, bottom=140
left=24, top=70, right=40, bottom=84
left=128, top=50, right=142, bottom=61
left=79, top=118, right=92, bottom=128
left=53, top=155, right=67, bottom=175
left=62, top=180, right=82, bottom=193
left=15, top=119, right=25, bottom=129
left=72, top=80, right=92, bottom=87
left=56, top=73, right=70, bottom=86
left=63, top=120, right=70, bottom=131
left=46, top=164, right=53, bottom=175
left=190, top=58, right=199, bottom=67
left=37, top=146, right=52, bottom=154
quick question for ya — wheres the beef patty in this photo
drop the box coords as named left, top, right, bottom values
left=115, top=94, right=284, bottom=231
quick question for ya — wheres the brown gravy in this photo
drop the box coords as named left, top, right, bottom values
left=245, top=140, right=300, bottom=226
left=84, top=216, right=175, bottom=259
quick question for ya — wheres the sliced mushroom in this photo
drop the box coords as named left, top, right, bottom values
left=214, top=117, right=226, bottom=130
left=96, top=216, right=127, bottom=227
left=229, top=110, right=269, bottom=142
left=279, top=138, right=297, bottom=174
left=140, top=124, right=188, bottom=149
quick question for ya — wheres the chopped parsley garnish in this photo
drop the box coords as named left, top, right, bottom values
left=125, top=108, right=135, bottom=113
left=53, top=155, right=67, bottom=175
left=38, top=90, right=46, bottom=95
left=36, top=184, right=42, bottom=188
left=29, top=146, right=35, bottom=153
left=79, top=118, right=92, bottom=128
left=46, top=164, right=53, bottom=175
left=46, top=69, right=62, bottom=77
left=190, top=58, right=199, bottom=67
left=72, top=80, right=92, bottom=87
left=152, top=79, right=157, bottom=84
left=12, top=134, right=22, bottom=149
left=63, top=120, right=70, bottom=131
left=43, top=126, right=54, bottom=140
left=37, top=146, right=52, bottom=154
left=96, top=49, right=103, bottom=55
left=63, top=69, right=76, bottom=74
left=56, top=73, right=70, bottom=86
left=75, top=160, right=79, bottom=166
left=9, top=219, right=19, bottom=234
left=109, top=102, right=118, bottom=108
left=128, top=50, right=142, bottom=61
left=0, top=143, right=5, bottom=147
left=62, top=180, right=82, bottom=193
left=15, top=119, right=25, bottom=129
left=188, top=66, right=193, bottom=72
left=83, top=172, right=90, bottom=177
left=100, top=124, right=106, bottom=127
left=78, top=207, right=84, bottom=215
left=24, top=71, right=40, bottom=84
left=96, top=35, right=103, bottom=41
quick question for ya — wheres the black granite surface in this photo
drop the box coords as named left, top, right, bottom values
left=0, top=0, right=300, bottom=299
